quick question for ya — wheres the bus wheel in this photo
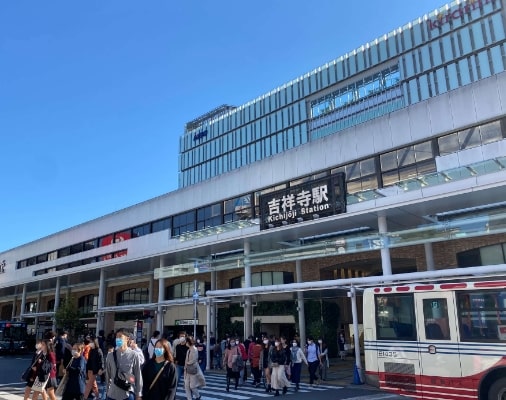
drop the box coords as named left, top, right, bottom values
left=488, top=378, right=506, bottom=400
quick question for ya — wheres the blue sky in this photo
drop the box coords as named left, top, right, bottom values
left=0, top=0, right=447, bottom=252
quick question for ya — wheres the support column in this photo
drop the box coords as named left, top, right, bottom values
left=243, top=241, right=252, bottom=339
left=378, top=213, right=392, bottom=276
left=206, top=300, right=212, bottom=371
left=349, top=286, right=364, bottom=383
left=296, top=259, right=306, bottom=347
left=96, top=270, right=106, bottom=336
left=35, top=290, right=42, bottom=337
left=11, top=295, right=17, bottom=320
left=20, top=284, right=27, bottom=321
left=157, top=276, right=165, bottom=334
left=53, top=277, right=61, bottom=333
left=210, top=270, right=217, bottom=340
left=424, top=243, right=435, bottom=271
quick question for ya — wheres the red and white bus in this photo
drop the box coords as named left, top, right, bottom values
left=363, top=280, right=506, bottom=400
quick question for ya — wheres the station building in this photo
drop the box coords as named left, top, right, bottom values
left=1, top=0, right=506, bottom=346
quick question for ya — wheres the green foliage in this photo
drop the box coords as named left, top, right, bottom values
left=304, top=299, right=339, bottom=357
left=54, top=297, right=85, bottom=338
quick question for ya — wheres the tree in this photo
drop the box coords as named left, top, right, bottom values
left=54, top=297, right=85, bottom=338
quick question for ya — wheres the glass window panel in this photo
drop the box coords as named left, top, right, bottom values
left=380, top=151, right=398, bottom=171
left=438, top=132, right=460, bottom=155
left=492, top=13, right=506, bottom=41
left=480, top=120, right=502, bottom=144
left=442, top=36, right=453, bottom=62
left=471, top=22, right=485, bottom=49
left=346, top=180, right=362, bottom=194
left=459, top=126, right=481, bottom=149
left=421, top=46, right=431, bottom=71
left=423, top=298, right=450, bottom=340
left=382, top=170, right=400, bottom=186
left=379, top=40, right=387, bottom=61
left=251, top=273, right=262, bottom=287
left=431, top=42, right=442, bottom=67
left=152, top=218, right=171, bottom=233
left=419, top=75, right=430, bottom=101
left=272, top=271, right=283, bottom=285
left=346, top=162, right=361, bottom=180
left=361, top=174, right=378, bottom=190
left=408, top=79, right=419, bottom=103
left=360, top=158, right=376, bottom=175
left=398, top=147, right=416, bottom=167
left=461, top=28, right=473, bottom=54
left=376, top=294, right=416, bottom=341
left=490, top=45, right=504, bottom=75
left=398, top=164, right=418, bottom=181
left=436, top=67, right=447, bottom=94
left=447, top=63, right=459, bottom=90
left=262, top=272, right=273, bottom=286
left=414, top=141, right=434, bottom=162
left=115, top=230, right=131, bottom=243
left=478, top=50, right=491, bottom=79
left=412, top=23, right=423, bottom=46
left=458, top=58, right=472, bottom=85
left=480, top=244, right=505, bottom=265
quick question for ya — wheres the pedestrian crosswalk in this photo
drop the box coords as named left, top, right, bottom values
left=0, top=374, right=342, bottom=400
left=173, top=373, right=342, bottom=399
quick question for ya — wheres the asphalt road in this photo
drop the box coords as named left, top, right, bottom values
left=0, top=353, right=409, bottom=400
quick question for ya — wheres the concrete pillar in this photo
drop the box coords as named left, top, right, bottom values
left=210, top=270, right=217, bottom=339
left=378, top=213, right=392, bottom=276
left=11, top=295, right=17, bottom=320
left=243, top=241, right=253, bottom=339
left=20, top=284, right=27, bottom=321
left=157, top=276, right=165, bottom=334
left=53, top=277, right=61, bottom=333
left=96, top=269, right=106, bottom=336
left=296, top=259, right=306, bottom=347
left=424, top=242, right=435, bottom=271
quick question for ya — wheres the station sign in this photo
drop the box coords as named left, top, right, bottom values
left=259, top=172, right=346, bottom=230
left=175, top=319, right=199, bottom=326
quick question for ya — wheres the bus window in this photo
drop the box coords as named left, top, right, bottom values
left=422, top=298, right=450, bottom=340
left=375, top=293, right=417, bottom=341
left=457, top=290, right=506, bottom=342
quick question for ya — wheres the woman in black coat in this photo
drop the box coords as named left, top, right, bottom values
left=83, top=337, right=104, bottom=399
left=141, top=338, right=177, bottom=400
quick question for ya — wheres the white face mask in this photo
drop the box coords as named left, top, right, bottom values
left=263, top=340, right=269, bottom=345
left=89, top=342, right=95, bottom=349
left=292, top=343, right=297, bottom=347
left=274, top=341, right=280, bottom=346
left=35, top=343, right=42, bottom=350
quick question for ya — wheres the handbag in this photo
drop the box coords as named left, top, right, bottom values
left=21, top=354, right=41, bottom=381
left=185, top=349, right=198, bottom=375
left=113, top=350, right=134, bottom=391
left=32, top=376, right=49, bottom=392
left=55, top=359, right=73, bottom=396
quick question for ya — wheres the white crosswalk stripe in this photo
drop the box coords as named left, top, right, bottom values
left=0, top=374, right=342, bottom=400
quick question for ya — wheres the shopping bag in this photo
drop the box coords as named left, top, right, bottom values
left=55, top=373, right=68, bottom=396
left=31, top=376, right=49, bottom=392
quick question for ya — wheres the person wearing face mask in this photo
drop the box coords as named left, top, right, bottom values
left=23, top=340, right=51, bottom=400
left=141, top=339, right=177, bottom=400
left=304, top=336, right=321, bottom=387
left=61, top=343, right=86, bottom=400
left=258, top=337, right=272, bottom=392
left=249, top=338, right=263, bottom=387
left=222, top=339, right=240, bottom=391
left=174, top=333, right=188, bottom=389
left=104, top=329, right=143, bottom=400
left=290, top=339, right=307, bottom=391
left=184, top=337, right=206, bottom=400
left=269, top=339, right=289, bottom=396
left=83, top=337, right=104, bottom=400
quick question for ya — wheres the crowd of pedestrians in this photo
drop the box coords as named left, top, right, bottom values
left=21, top=328, right=337, bottom=399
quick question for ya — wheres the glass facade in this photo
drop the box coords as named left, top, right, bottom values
left=179, top=0, right=505, bottom=187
